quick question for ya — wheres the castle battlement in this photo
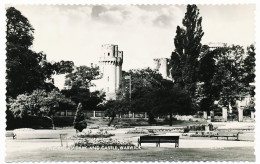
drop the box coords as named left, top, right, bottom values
left=99, top=44, right=123, bottom=100
left=153, top=58, right=172, bottom=80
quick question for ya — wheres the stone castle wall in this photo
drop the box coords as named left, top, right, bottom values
left=99, top=44, right=123, bottom=100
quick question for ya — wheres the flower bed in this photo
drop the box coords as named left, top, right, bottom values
left=72, top=130, right=115, bottom=138
left=190, top=134, right=215, bottom=137
left=73, top=138, right=139, bottom=150
left=88, top=126, right=100, bottom=129
left=147, top=128, right=184, bottom=133
left=99, top=126, right=116, bottom=131
left=125, top=128, right=150, bottom=134
left=114, top=125, right=133, bottom=129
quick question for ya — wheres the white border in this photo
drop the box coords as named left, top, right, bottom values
left=0, top=0, right=258, bottom=164
left=2, top=0, right=260, bottom=5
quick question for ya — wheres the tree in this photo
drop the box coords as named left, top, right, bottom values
left=213, top=45, right=245, bottom=112
left=241, top=44, right=255, bottom=112
left=6, top=7, right=74, bottom=98
left=73, top=103, right=87, bottom=132
left=170, top=4, right=204, bottom=97
left=9, top=89, right=75, bottom=129
left=118, top=68, right=166, bottom=124
left=64, top=66, right=99, bottom=89
left=118, top=68, right=193, bottom=125
left=62, top=65, right=105, bottom=111
left=6, top=7, right=34, bottom=49
left=152, top=87, right=192, bottom=126
left=197, top=46, right=221, bottom=112
left=62, top=88, right=105, bottom=111
left=102, top=99, right=130, bottom=126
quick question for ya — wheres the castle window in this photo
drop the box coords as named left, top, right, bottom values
left=107, top=76, right=109, bottom=82
left=108, top=53, right=110, bottom=56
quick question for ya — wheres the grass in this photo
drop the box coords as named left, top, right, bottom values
left=6, top=146, right=255, bottom=162
left=86, top=117, right=207, bottom=128
left=6, top=121, right=255, bottom=162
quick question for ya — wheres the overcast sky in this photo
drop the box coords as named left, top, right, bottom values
left=10, top=5, right=255, bottom=89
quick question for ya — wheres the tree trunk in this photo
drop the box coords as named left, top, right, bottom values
left=169, top=113, right=173, bottom=126
left=108, top=116, right=115, bottom=126
left=45, top=116, right=55, bottom=130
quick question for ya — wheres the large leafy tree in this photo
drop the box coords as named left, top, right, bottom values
left=6, top=7, right=74, bottom=98
left=116, top=68, right=166, bottom=124
left=62, top=66, right=105, bottom=110
left=170, top=4, right=204, bottom=97
left=242, top=44, right=255, bottom=90
left=213, top=45, right=245, bottom=112
left=197, top=46, right=221, bottom=112
left=241, top=44, right=255, bottom=112
left=119, top=68, right=190, bottom=124
left=152, top=87, right=192, bottom=126
left=9, top=89, right=76, bottom=129
left=102, top=99, right=130, bottom=126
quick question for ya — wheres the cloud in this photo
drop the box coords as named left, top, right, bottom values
left=10, top=5, right=255, bottom=89
left=88, top=5, right=183, bottom=28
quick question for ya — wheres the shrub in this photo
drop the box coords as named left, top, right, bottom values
left=73, top=103, right=87, bottom=132
left=73, top=138, right=139, bottom=150
left=72, top=130, right=115, bottom=138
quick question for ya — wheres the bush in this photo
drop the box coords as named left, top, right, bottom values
left=74, top=103, right=87, bottom=132
left=72, top=130, right=115, bottom=138
left=73, top=138, right=139, bottom=150
left=183, top=128, right=190, bottom=133
left=6, top=115, right=52, bottom=130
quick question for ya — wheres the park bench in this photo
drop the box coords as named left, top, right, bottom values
left=138, top=135, right=179, bottom=148
left=212, top=133, right=239, bottom=141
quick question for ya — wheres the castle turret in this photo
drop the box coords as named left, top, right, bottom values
left=153, top=58, right=172, bottom=80
left=99, top=44, right=123, bottom=100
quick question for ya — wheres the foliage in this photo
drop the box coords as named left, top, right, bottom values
left=73, top=138, right=138, bottom=150
left=73, top=103, right=87, bottom=132
left=9, top=89, right=75, bottom=129
left=116, top=68, right=192, bottom=125
left=125, top=128, right=150, bottom=134
left=6, top=7, right=34, bottom=48
left=170, top=4, right=204, bottom=97
left=118, top=68, right=167, bottom=123
left=72, top=130, right=115, bottom=138
left=197, top=46, right=222, bottom=112
left=6, top=7, right=74, bottom=98
left=151, top=87, right=193, bottom=126
left=65, top=66, right=100, bottom=89
left=117, top=68, right=193, bottom=125
left=242, top=44, right=255, bottom=86
left=63, top=65, right=105, bottom=112
left=102, top=99, right=130, bottom=126
left=212, top=45, right=245, bottom=110
left=241, top=44, right=255, bottom=112
left=62, top=89, right=105, bottom=111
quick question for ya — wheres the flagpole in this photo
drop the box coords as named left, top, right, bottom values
left=129, top=75, right=131, bottom=104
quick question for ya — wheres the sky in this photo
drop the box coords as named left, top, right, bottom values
left=9, top=5, right=255, bottom=89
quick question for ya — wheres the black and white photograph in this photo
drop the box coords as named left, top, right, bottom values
left=4, top=4, right=256, bottom=162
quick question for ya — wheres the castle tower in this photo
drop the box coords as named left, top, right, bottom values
left=99, top=44, right=123, bottom=100
left=153, top=58, right=171, bottom=80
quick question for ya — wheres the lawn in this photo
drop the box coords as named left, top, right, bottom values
left=6, top=145, right=254, bottom=162
left=5, top=122, right=255, bottom=162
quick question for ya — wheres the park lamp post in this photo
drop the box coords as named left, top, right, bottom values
left=125, top=75, right=131, bottom=103
left=125, top=75, right=132, bottom=117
